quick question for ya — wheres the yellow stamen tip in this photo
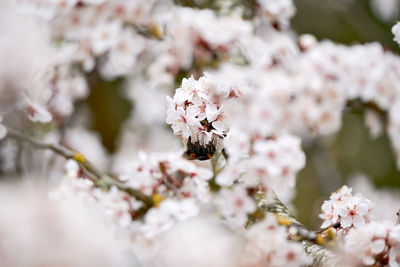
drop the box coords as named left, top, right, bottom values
left=325, top=228, right=336, bottom=239
left=274, top=214, right=291, bottom=226
left=73, top=153, right=86, bottom=163
left=152, top=193, right=164, bottom=207
left=316, top=234, right=326, bottom=245
left=149, top=23, right=163, bottom=39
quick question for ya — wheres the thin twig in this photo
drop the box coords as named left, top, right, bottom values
left=247, top=190, right=338, bottom=266
left=6, top=127, right=75, bottom=159
left=4, top=126, right=154, bottom=210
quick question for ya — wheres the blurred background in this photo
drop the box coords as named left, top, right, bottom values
left=81, top=0, right=400, bottom=228
left=292, top=0, right=400, bottom=227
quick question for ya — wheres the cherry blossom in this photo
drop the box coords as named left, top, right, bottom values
left=215, top=185, right=257, bottom=227
left=3, top=0, right=400, bottom=266
left=256, top=0, right=296, bottom=28
left=0, top=117, right=6, bottom=140
left=393, top=22, right=400, bottom=46
left=242, top=215, right=312, bottom=267
left=341, top=221, right=400, bottom=266
left=319, top=185, right=374, bottom=233
left=166, top=75, right=236, bottom=150
left=119, top=152, right=213, bottom=200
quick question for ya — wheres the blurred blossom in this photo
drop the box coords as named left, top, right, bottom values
left=0, top=0, right=53, bottom=122
left=2, top=0, right=400, bottom=266
left=241, top=215, right=312, bottom=267
left=214, top=185, right=257, bottom=228
left=393, top=22, right=400, bottom=46
left=0, top=116, right=6, bottom=140
left=340, top=221, right=400, bottom=266
left=364, top=110, right=383, bottom=139
left=256, top=0, right=296, bottom=28
left=370, top=0, right=400, bottom=22
left=64, top=127, right=109, bottom=170
left=0, top=183, right=137, bottom=267
left=216, top=133, right=306, bottom=202
left=350, top=174, right=400, bottom=223
left=153, top=213, right=244, bottom=267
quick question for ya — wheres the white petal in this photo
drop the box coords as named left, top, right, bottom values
left=212, top=120, right=226, bottom=132
left=206, top=103, right=219, bottom=122
left=0, top=124, right=6, bottom=139
left=362, top=255, right=375, bottom=266
left=340, top=216, right=352, bottom=228
left=352, top=215, right=365, bottom=228
left=370, top=239, right=386, bottom=254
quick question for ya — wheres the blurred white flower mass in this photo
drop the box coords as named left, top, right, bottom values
left=0, top=0, right=400, bottom=266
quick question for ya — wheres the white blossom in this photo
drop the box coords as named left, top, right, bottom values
left=215, top=185, right=256, bottom=227
left=371, top=0, right=400, bottom=22
left=166, top=75, right=236, bottom=149
left=393, top=22, right=400, bottom=46
left=153, top=213, right=243, bottom=267
left=342, top=221, right=400, bottom=266
left=320, top=185, right=374, bottom=233
left=0, top=116, right=6, bottom=140
left=242, top=215, right=312, bottom=267
left=0, top=184, right=136, bottom=267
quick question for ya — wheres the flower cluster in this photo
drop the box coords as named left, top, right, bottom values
left=3, top=0, right=400, bottom=266
left=149, top=7, right=252, bottom=84
left=166, top=75, right=241, bottom=153
left=256, top=0, right=296, bottom=29
left=350, top=174, right=400, bottom=222
left=218, top=133, right=306, bottom=201
left=242, top=215, right=312, bottom=267
left=120, top=152, right=212, bottom=200
left=0, top=184, right=134, bottom=267
left=342, top=221, right=400, bottom=266
left=319, top=185, right=374, bottom=234
left=0, top=0, right=54, bottom=131
left=214, top=185, right=257, bottom=228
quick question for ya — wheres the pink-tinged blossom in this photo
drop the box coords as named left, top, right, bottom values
left=215, top=186, right=256, bottom=227
left=49, top=160, right=95, bottom=202
left=0, top=0, right=54, bottom=124
left=149, top=7, right=251, bottom=84
left=119, top=152, right=212, bottom=201
left=319, top=185, right=374, bottom=232
left=166, top=75, right=237, bottom=149
left=153, top=214, right=243, bottom=267
left=256, top=0, right=296, bottom=28
left=220, top=134, right=305, bottom=202
left=242, top=215, right=312, bottom=267
left=0, top=185, right=136, bottom=267
left=350, top=175, right=400, bottom=223
left=92, top=186, right=133, bottom=229
left=341, top=221, right=400, bottom=266
left=141, top=199, right=200, bottom=238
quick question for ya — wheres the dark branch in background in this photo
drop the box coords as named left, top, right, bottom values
left=5, top=126, right=154, bottom=211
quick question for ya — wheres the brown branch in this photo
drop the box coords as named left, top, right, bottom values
left=4, top=126, right=154, bottom=210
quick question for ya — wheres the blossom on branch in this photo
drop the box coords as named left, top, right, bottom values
left=319, top=185, right=374, bottom=234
